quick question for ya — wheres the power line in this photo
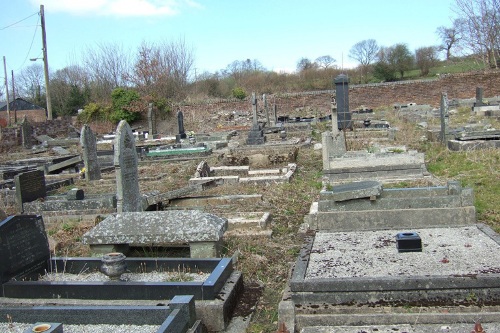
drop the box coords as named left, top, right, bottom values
left=18, top=18, right=40, bottom=70
left=1, top=12, right=38, bottom=30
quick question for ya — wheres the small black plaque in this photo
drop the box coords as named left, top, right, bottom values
left=0, top=215, right=50, bottom=284
left=396, top=232, right=422, bottom=253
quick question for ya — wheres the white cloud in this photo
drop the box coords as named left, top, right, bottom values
left=31, top=0, right=202, bottom=17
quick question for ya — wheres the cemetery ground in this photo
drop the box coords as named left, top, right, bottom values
left=0, top=104, right=499, bottom=333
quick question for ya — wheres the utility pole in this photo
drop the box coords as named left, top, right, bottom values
left=11, top=70, right=17, bottom=123
left=3, top=56, right=11, bottom=126
left=40, top=4, right=52, bottom=120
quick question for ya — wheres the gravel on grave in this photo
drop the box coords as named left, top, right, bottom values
left=0, top=323, right=159, bottom=333
left=306, top=226, right=500, bottom=279
left=39, top=270, right=210, bottom=282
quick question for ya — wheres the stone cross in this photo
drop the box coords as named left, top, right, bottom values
left=147, top=103, right=157, bottom=137
left=251, top=92, right=258, bottom=128
left=80, top=124, right=101, bottom=181
left=114, top=120, right=142, bottom=213
left=440, top=92, right=449, bottom=145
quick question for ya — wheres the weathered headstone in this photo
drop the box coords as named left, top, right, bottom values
left=80, top=124, right=101, bottom=181
left=272, top=104, right=278, bottom=127
left=322, top=95, right=346, bottom=169
left=0, top=215, right=50, bottom=284
left=176, top=110, right=187, bottom=142
left=14, top=170, right=46, bottom=213
left=263, top=94, right=270, bottom=126
left=440, top=92, right=449, bottom=145
left=334, top=74, right=352, bottom=130
left=246, top=92, right=266, bottom=145
left=147, top=103, right=157, bottom=137
left=20, top=116, right=33, bottom=149
left=114, top=120, right=142, bottom=213
left=194, top=160, right=211, bottom=178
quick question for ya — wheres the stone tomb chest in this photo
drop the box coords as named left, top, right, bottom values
left=83, top=210, right=228, bottom=258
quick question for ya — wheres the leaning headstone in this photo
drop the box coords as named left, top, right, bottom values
left=0, top=215, right=50, bottom=284
left=440, top=92, right=449, bottom=145
left=20, top=116, right=33, bottom=149
left=194, top=160, right=211, bottom=178
left=114, top=120, right=142, bottom=213
left=246, top=92, right=266, bottom=145
left=176, top=110, right=187, bottom=142
left=80, top=124, right=101, bottom=181
left=14, top=170, right=46, bottom=213
left=147, top=103, right=157, bottom=137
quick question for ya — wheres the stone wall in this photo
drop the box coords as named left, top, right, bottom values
left=182, top=70, right=500, bottom=118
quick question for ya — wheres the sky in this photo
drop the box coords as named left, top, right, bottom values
left=1, top=0, right=458, bottom=81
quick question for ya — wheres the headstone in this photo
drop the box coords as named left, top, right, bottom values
left=334, top=74, right=352, bottom=130
left=322, top=96, right=346, bottom=168
left=0, top=215, right=50, bottom=284
left=176, top=110, right=187, bottom=142
left=440, top=92, right=449, bottom=145
left=272, top=104, right=278, bottom=127
left=327, top=180, right=382, bottom=202
left=14, top=170, right=46, bottom=213
left=114, top=120, right=142, bottom=213
left=20, top=116, right=33, bottom=149
left=80, top=124, right=101, bottom=181
left=246, top=92, right=266, bottom=145
left=475, top=87, right=484, bottom=107
left=147, top=103, right=157, bottom=137
left=263, top=94, right=270, bottom=126
left=194, top=160, right=211, bottom=178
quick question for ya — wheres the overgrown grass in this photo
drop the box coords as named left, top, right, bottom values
left=425, top=144, right=500, bottom=232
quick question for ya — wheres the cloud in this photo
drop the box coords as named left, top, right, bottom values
left=31, top=0, right=202, bottom=17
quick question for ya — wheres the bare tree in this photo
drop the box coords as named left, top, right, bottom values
left=453, top=0, right=500, bottom=68
left=83, top=42, right=131, bottom=101
left=17, top=64, right=45, bottom=105
left=315, top=55, right=336, bottom=69
left=415, top=46, right=439, bottom=76
left=436, top=20, right=462, bottom=60
left=296, top=58, right=316, bottom=72
left=349, top=39, right=379, bottom=66
left=349, top=39, right=379, bottom=82
left=128, top=38, right=194, bottom=101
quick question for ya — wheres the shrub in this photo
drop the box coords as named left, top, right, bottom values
left=231, top=87, right=247, bottom=100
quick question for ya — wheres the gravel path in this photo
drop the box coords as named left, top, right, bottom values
left=0, top=323, right=159, bottom=333
left=306, top=226, right=500, bottom=279
left=39, top=270, right=210, bottom=282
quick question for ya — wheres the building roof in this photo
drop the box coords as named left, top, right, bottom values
left=0, top=98, right=45, bottom=112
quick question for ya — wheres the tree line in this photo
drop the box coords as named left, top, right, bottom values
left=2, top=0, right=498, bottom=123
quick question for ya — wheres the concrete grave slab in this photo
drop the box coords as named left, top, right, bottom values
left=325, top=180, right=382, bottom=202
left=306, top=182, right=476, bottom=231
left=83, top=211, right=228, bottom=258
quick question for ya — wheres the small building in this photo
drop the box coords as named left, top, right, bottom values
left=0, top=98, right=47, bottom=125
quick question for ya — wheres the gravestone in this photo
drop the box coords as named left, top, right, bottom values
left=195, top=160, right=211, bottom=178
left=334, top=74, right=352, bottom=130
left=21, top=116, right=33, bottom=149
left=14, top=170, right=46, bottom=213
left=246, top=93, right=266, bottom=145
left=440, top=92, right=449, bottom=144
left=176, top=110, right=187, bottom=142
left=148, top=103, right=157, bottom=137
left=114, top=120, right=142, bottom=213
left=475, top=87, right=484, bottom=107
left=80, top=124, right=101, bottom=181
left=0, top=215, right=50, bottom=284
left=272, top=104, right=278, bottom=127
left=263, top=94, right=270, bottom=126
left=322, top=96, right=346, bottom=169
